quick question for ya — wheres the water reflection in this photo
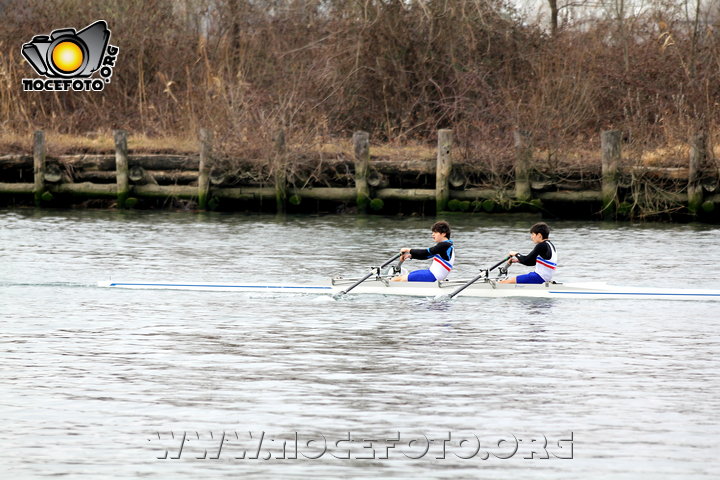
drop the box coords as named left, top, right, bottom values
left=425, top=297, right=452, bottom=312
left=516, top=298, right=556, bottom=316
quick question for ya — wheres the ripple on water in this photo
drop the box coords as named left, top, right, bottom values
left=1, top=210, right=719, bottom=478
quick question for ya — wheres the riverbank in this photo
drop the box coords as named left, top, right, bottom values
left=1, top=129, right=718, bottom=222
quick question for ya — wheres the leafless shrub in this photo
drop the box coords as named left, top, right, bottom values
left=0, top=0, right=716, bottom=177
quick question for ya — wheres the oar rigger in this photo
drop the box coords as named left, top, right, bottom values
left=444, top=255, right=512, bottom=300
left=334, top=252, right=402, bottom=298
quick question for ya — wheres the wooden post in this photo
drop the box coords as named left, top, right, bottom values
left=353, top=131, right=370, bottom=213
left=114, top=130, right=129, bottom=208
left=688, top=132, right=706, bottom=214
left=601, top=130, right=621, bottom=217
left=273, top=129, right=287, bottom=213
left=33, top=130, right=45, bottom=206
left=436, top=129, right=452, bottom=212
left=198, top=128, right=211, bottom=210
left=513, top=129, right=532, bottom=202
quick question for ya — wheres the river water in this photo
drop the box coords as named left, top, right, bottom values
left=1, top=209, right=719, bottom=479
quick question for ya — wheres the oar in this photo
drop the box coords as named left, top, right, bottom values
left=336, top=252, right=402, bottom=297
left=445, top=255, right=511, bottom=299
left=392, top=253, right=407, bottom=276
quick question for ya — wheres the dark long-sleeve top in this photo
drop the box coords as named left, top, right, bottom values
left=409, top=241, right=453, bottom=262
left=516, top=240, right=555, bottom=266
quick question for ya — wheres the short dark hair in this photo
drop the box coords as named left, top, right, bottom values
left=432, top=220, right=451, bottom=239
left=530, top=222, right=550, bottom=239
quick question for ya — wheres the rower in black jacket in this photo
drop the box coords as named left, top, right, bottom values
left=500, top=222, right=557, bottom=284
left=392, top=221, right=455, bottom=282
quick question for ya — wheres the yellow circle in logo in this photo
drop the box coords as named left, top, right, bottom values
left=51, top=41, right=83, bottom=73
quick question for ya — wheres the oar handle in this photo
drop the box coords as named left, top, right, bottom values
left=339, top=252, right=402, bottom=295
left=488, top=255, right=512, bottom=272
left=392, top=253, right=407, bottom=275
left=380, top=252, right=403, bottom=269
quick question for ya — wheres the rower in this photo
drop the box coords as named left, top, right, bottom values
left=499, top=222, right=557, bottom=284
left=391, top=221, right=455, bottom=282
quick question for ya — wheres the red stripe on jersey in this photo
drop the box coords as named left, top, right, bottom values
left=433, top=257, right=452, bottom=271
left=536, top=259, right=556, bottom=269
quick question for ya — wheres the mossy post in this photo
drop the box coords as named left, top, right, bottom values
left=33, top=130, right=46, bottom=206
left=273, top=128, right=287, bottom=213
left=114, top=130, right=129, bottom=208
left=513, top=129, right=532, bottom=203
left=688, top=132, right=706, bottom=214
left=601, top=130, right=621, bottom=218
left=353, top=131, right=370, bottom=213
left=436, top=129, right=452, bottom=212
left=198, top=128, right=212, bottom=210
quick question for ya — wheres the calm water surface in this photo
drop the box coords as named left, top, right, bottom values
left=1, top=209, right=719, bottom=479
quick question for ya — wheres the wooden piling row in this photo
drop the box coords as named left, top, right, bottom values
left=197, top=128, right=211, bottom=210
left=33, top=131, right=45, bottom=206
left=435, top=129, right=452, bottom=212
left=353, top=131, right=370, bottom=213
left=273, top=129, right=287, bottom=213
left=601, top=130, right=621, bottom=218
left=2, top=128, right=718, bottom=218
left=688, top=132, right=706, bottom=214
left=114, top=130, right=129, bottom=208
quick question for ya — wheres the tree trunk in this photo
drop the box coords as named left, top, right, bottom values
left=548, top=0, right=559, bottom=37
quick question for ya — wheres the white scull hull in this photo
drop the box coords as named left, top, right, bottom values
left=97, top=279, right=720, bottom=301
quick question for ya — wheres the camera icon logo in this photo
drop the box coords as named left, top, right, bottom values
left=21, top=20, right=119, bottom=92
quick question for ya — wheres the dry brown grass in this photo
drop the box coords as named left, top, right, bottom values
left=0, top=130, right=440, bottom=164
left=310, top=140, right=436, bottom=163
left=0, top=130, right=200, bottom=155
left=4, top=129, right=716, bottom=174
left=0, top=0, right=717, bottom=174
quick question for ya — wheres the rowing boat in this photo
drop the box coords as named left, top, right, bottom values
left=97, top=278, right=720, bottom=301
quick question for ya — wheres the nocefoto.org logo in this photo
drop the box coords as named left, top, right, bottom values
left=21, top=20, right=119, bottom=92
